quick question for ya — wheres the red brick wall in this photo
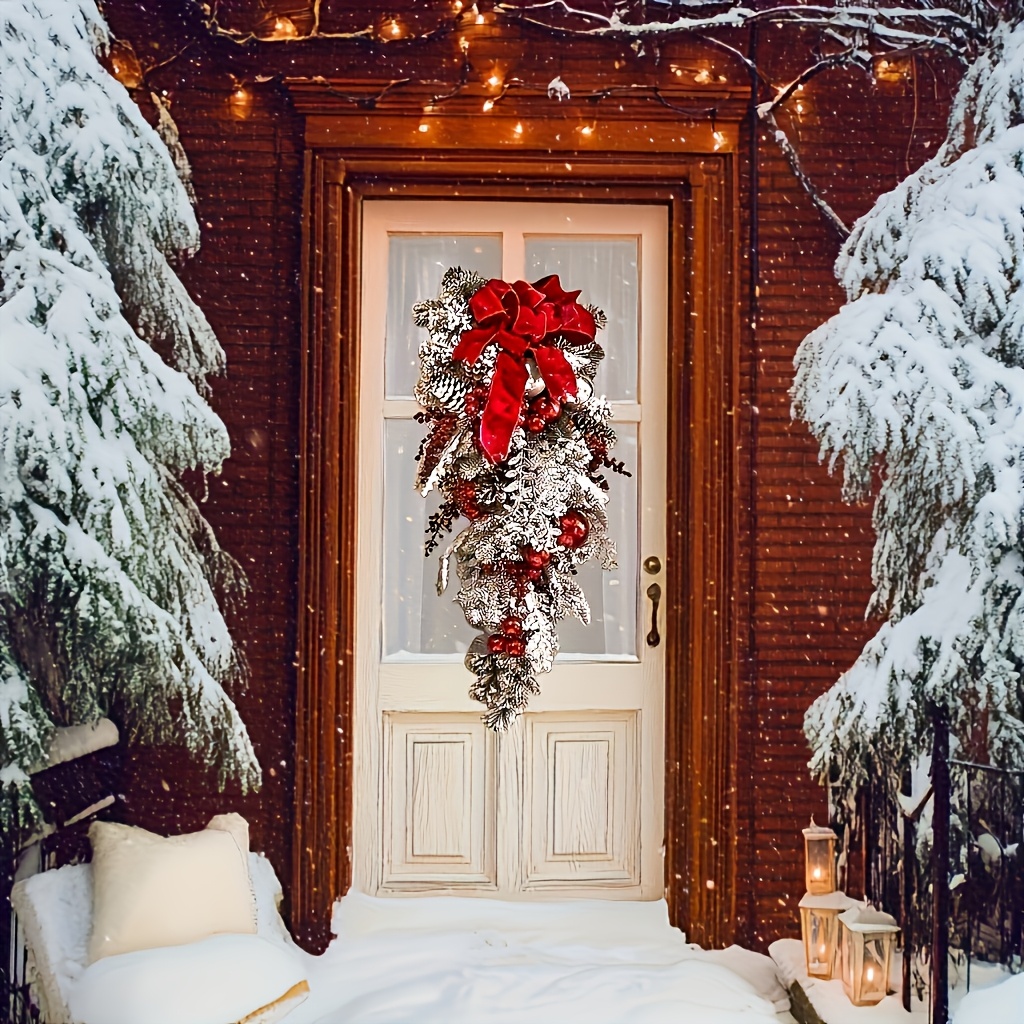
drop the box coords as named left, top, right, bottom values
left=738, top=57, right=956, bottom=944
left=109, top=70, right=307, bottom=899
left=103, top=2, right=958, bottom=947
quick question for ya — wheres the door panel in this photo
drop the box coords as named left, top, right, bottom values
left=383, top=713, right=496, bottom=889
left=523, top=713, right=639, bottom=887
left=356, top=201, right=667, bottom=899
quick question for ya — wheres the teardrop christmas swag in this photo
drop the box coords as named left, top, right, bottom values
left=413, top=268, right=630, bottom=728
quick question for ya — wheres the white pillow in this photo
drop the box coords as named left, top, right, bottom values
left=68, top=933, right=309, bottom=1024
left=88, top=817, right=257, bottom=964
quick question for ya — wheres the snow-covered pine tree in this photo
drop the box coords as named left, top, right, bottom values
left=793, top=13, right=1024, bottom=831
left=0, top=0, right=260, bottom=840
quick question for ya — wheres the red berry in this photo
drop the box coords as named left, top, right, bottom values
left=557, top=531, right=575, bottom=547
left=523, top=548, right=550, bottom=569
left=525, top=414, right=546, bottom=433
left=487, top=634, right=506, bottom=653
left=464, top=397, right=480, bottom=417
left=559, top=511, right=590, bottom=542
left=534, top=397, right=561, bottom=422
left=500, top=617, right=522, bottom=636
left=526, top=567, right=541, bottom=581
left=504, top=638, right=525, bottom=658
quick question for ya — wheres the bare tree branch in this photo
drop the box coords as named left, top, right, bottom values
left=759, top=107, right=851, bottom=241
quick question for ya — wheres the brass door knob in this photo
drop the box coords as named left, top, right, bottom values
left=643, top=555, right=662, bottom=575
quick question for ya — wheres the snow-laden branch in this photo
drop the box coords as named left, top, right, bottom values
left=793, top=17, right=1024, bottom=808
left=0, top=0, right=260, bottom=840
left=498, top=1, right=986, bottom=59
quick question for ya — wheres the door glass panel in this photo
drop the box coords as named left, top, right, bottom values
left=385, top=234, right=502, bottom=398
left=383, top=418, right=473, bottom=659
left=383, top=423, right=639, bottom=661
left=556, top=424, right=638, bottom=659
left=525, top=237, right=638, bottom=401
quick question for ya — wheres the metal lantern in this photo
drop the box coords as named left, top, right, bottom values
left=798, top=891, right=855, bottom=979
left=803, top=818, right=837, bottom=894
left=837, top=906, right=900, bottom=1006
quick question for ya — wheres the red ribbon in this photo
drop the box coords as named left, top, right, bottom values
left=454, top=275, right=596, bottom=463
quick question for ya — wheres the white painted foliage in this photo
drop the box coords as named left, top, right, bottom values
left=793, top=17, right=1024, bottom=810
left=0, top=0, right=259, bottom=837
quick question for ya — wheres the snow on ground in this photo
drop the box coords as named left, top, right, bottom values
left=286, top=894, right=793, bottom=1024
left=954, top=973, right=1024, bottom=1024
left=771, top=937, right=1020, bottom=1024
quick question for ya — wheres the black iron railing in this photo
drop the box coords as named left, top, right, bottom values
left=853, top=715, right=1023, bottom=1024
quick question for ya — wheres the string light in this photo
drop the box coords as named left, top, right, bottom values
left=418, top=122, right=430, bottom=133
left=482, top=98, right=495, bottom=112
left=486, top=71, right=503, bottom=89
left=108, top=40, right=143, bottom=90
left=264, top=15, right=298, bottom=40
left=229, top=80, right=253, bottom=120
left=713, top=129, right=725, bottom=150
left=513, top=121, right=523, bottom=136
left=578, top=123, right=594, bottom=137
left=694, top=67, right=713, bottom=85
left=377, top=15, right=407, bottom=41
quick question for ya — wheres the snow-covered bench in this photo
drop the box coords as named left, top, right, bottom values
left=12, top=850, right=307, bottom=1024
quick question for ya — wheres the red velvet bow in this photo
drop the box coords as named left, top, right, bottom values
left=454, top=275, right=596, bottom=463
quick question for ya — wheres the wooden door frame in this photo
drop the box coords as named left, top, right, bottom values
left=290, top=100, right=742, bottom=952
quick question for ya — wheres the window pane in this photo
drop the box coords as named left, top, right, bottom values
left=384, top=421, right=639, bottom=662
left=383, top=419, right=474, bottom=658
left=525, top=237, right=638, bottom=401
left=556, top=425, right=638, bottom=659
left=386, top=234, right=502, bottom=398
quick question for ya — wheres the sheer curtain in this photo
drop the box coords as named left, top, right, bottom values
left=526, top=237, right=640, bottom=659
left=383, top=235, right=502, bottom=658
left=382, top=230, right=640, bottom=662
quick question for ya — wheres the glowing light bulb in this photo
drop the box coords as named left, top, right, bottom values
left=513, top=122, right=523, bottom=136
left=812, top=867, right=822, bottom=879
left=267, top=16, right=298, bottom=40
left=487, top=72, right=502, bottom=88
left=452, top=0, right=464, bottom=10
left=712, top=130, right=725, bottom=150
left=482, top=98, right=494, bottom=112
left=229, top=84, right=253, bottom=120
left=866, top=966, right=875, bottom=982
left=108, top=40, right=143, bottom=89
left=579, top=124, right=593, bottom=136
left=694, top=67, right=712, bottom=84
left=377, top=15, right=406, bottom=41
left=418, top=123, right=430, bottom=133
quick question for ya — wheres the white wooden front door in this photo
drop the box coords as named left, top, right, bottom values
left=355, top=201, right=667, bottom=899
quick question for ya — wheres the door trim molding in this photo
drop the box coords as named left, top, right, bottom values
left=294, top=147, right=741, bottom=951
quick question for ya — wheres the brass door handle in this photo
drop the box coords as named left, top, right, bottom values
left=646, top=582, right=661, bottom=647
